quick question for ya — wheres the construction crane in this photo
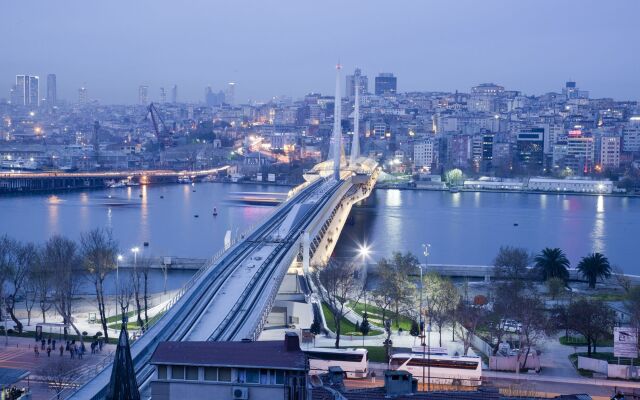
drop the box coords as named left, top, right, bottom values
left=145, top=102, right=172, bottom=149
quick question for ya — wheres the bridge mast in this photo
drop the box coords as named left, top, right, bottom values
left=332, top=63, right=342, bottom=180
left=350, top=78, right=360, bottom=166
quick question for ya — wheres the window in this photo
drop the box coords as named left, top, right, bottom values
left=218, top=367, right=232, bottom=382
left=204, top=367, right=218, bottom=381
left=186, top=366, right=199, bottom=380
left=157, top=365, right=167, bottom=380
left=246, top=369, right=259, bottom=384
left=236, top=368, right=246, bottom=383
left=171, top=365, right=185, bottom=380
left=260, top=370, right=269, bottom=384
left=275, top=370, right=285, bottom=385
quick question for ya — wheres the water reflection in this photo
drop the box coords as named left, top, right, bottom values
left=596, top=195, right=604, bottom=213
left=386, top=189, right=402, bottom=207
left=451, top=192, right=461, bottom=207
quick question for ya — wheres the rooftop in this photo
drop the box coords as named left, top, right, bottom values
left=150, top=339, right=307, bottom=371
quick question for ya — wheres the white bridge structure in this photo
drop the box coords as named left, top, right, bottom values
left=69, top=66, right=379, bottom=399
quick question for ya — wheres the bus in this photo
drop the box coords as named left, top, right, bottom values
left=389, top=353, right=482, bottom=387
left=304, top=348, right=368, bottom=379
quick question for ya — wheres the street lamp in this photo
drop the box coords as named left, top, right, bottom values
left=357, top=243, right=370, bottom=346
left=116, top=254, right=123, bottom=316
left=421, top=243, right=431, bottom=391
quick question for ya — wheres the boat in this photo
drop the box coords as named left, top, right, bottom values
left=449, top=187, right=460, bottom=193
left=213, top=207, right=218, bottom=216
left=107, top=179, right=127, bottom=188
left=178, top=175, right=193, bottom=184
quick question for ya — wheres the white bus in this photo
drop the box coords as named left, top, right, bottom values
left=389, top=353, right=482, bottom=387
left=304, top=348, right=368, bottom=379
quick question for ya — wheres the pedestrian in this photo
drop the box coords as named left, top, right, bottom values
left=46, top=346, right=51, bottom=357
left=52, top=339, right=56, bottom=349
left=59, top=345, right=64, bottom=356
left=34, top=346, right=39, bottom=357
left=47, top=337, right=51, bottom=346
left=371, top=371, right=376, bottom=383
left=40, top=339, right=45, bottom=350
left=98, top=339, right=103, bottom=352
left=70, top=346, right=75, bottom=359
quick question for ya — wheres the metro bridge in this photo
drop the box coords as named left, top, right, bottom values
left=69, top=65, right=375, bottom=399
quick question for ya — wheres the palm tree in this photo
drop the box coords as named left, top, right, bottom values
left=577, top=253, right=611, bottom=289
left=534, top=248, right=570, bottom=282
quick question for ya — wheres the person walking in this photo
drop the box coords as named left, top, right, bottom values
left=46, top=346, right=51, bottom=357
left=33, top=346, right=39, bottom=357
left=59, top=345, right=64, bottom=357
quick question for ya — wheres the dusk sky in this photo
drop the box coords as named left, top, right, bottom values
left=2, top=0, right=639, bottom=104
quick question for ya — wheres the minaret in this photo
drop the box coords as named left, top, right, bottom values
left=350, top=79, right=360, bottom=166
left=332, top=63, right=342, bottom=181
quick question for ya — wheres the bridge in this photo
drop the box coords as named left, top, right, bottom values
left=68, top=66, right=377, bottom=399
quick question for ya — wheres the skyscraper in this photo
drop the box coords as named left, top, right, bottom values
left=47, top=74, right=57, bottom=105
left=78, top=85, right=88, bottom=104
left=346, top=68, right=368, bottom=99
left=159, top=87, right=167, bottom=103
left=171, top=85, right=178, bottom=103
left=374, top=73, right=397, bottom=96
left=15, top=75, right=40, bottom=106
left=138, top=85, right=149, bottom=105
left=226, top=82, right=236, bottom=105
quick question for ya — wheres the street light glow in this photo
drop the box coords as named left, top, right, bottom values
left=131, top=247, right=139, bottom=253
left=117, top=254, right=123, bottom=261
left=358, top=243, right=371, bottom=259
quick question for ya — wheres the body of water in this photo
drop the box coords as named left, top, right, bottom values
left=1, top=185, right=638, bottom=281
left=335, top=189, right=639, bottom=275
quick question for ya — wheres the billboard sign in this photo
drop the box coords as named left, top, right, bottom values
left=614, top=327, right=638, bottom=358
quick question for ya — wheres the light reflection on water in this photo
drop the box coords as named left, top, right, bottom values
left=336, top=189, right=640, bottom=274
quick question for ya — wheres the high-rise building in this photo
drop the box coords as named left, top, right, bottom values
left=482, top=133, right=495, bottom=171
left=414, top=139, right=436, bottom=170
left=623, top=117, right=640, bottom=152
left=599, top=136, right=620, bottom=170
left=205, top=86, right=225, bottom=106
left=346, top=68, right=368, bottom=99
left=138, top=85, right=149, bottom=105
left=516, top=128, right=545, bottom=170
left=78, top=86, right=88, bottom=104
left=225, top=82, right=236, bottom=105
left=171, top=85, right=178, bottom=103
left=374, top=73, right=397, bottom=96
left=15, top=75, right=40, bottom=106
left=159, top=87, right=167, bottom=103
left=566, top=133, right=595, bottom=173
left=46, top=74, right=57, bottom=105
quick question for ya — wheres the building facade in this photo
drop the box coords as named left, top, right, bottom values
left=374, top=73, right=397, bottom=96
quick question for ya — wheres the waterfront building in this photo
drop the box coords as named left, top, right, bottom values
left=345, top=68, right=368, bottom=99
left=374, top=73, right=397, bottom=96
left=150, top=333, right=308, bottom=400
left=566, top=134, right=595, bottom=173
left=463, top=178, right=524, bottom=191
left=46, top=74, right=57, bottom=105
left=527, top=177, right=612, bottom=194
left=623, top=118, right=640, bottom=152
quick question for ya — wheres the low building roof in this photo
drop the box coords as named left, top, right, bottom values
left=150, top=340, right=307, bottom=371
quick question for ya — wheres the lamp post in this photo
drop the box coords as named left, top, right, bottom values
left=116, top=254, right=123, bottom=316
left=421, top=243, right=431, bottom=391
left=358, top=244, right=370, bottom=347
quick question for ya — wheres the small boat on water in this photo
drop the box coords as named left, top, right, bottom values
left=107, top=179, right=127, bottom=188
left=213, top=207, right=218, bottom=216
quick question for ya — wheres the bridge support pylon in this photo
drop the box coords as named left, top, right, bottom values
left=302, top=231, right=310, bottom=275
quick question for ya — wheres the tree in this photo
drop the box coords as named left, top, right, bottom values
left=454, top=302, right=484, bottom=356
left=311, top=259, right=362, bottom=348
left=566, top=298, right=615, bottom=356
left=515, top=295, right=548, bottom=368
left=5, top=242, right=37, bottom=333
left=137, top=256, right=153, bottom=327
left=0, top=236, right=18, bottom=322
left=546, top=277, right=566, bottom=301
left=376, top=253, right=416, bottom=327
left=423, top=272, right=459, bottom=347
left=410, top=320, right=420, bottom=345
left=38, top=358, right=81, bottom=399
left=33, top=247, right=54, bottom=323
left=81, top=228, right=118, bottom=341
left=44, top=235, right=83, bottom=339
left=577, top=253, right=612, bottom=289
left=493, top=246, right=531, bottom=282
left=534, top=247, right=570, bottom=282
left=360, top=312, right=371, bottom=337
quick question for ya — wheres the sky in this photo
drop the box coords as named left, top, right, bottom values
left=2, top=0, right=640, bottom=104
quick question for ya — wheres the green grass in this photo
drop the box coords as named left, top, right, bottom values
left=589, top=292, right=628, bottom=302
left=321, top=303, right=382, bottom=336
left=559, top=335, right=613, bottom=347
left=108, top=310, right=166, bottom=331
left=104, top=310, right=136, bottom=324
left=347, top=301, right=413, bottom=331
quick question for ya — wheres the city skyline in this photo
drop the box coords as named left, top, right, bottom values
left=2, top=0, right=640, bottom=104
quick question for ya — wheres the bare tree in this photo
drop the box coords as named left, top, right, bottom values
left=33, top=247, right=53, bottom=323
left=137, top=256, right=152, bottom=327
left=37, top=358, right=81, bottom=399
left=117, top=272, right=136, bottom=322
left=5, top=242, right=37, bottom=333
left=566, top=298, right=615, bottom=356
left=515, top=295, right=548, bottom=368
left=376, top=253, right=416, bottom=327
left=424, top=272, right=460, bottom=347
left=44, top=235, right=83, bottom=339
left=454, top=302, right=484, bottom=356
left=81, top=228, right=118, bottom=341
left=132, top=266, right=144, bottom=329
left=311, top=260, right=362, bottom=348
left=0, top=235, right=18, bottom=321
